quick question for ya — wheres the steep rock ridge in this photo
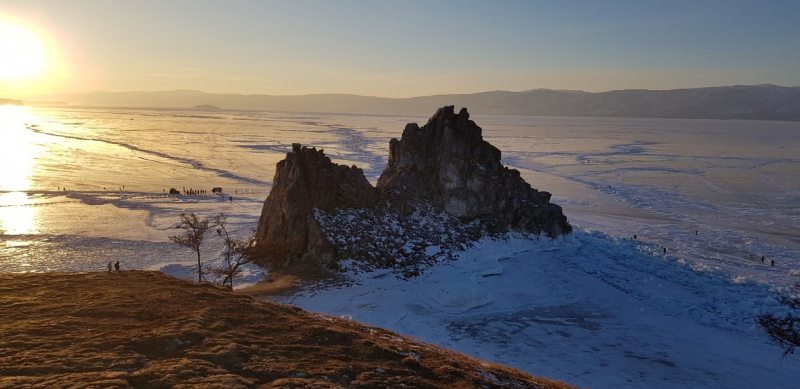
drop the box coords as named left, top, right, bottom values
left=253, top=108, right=571, bottom=269
left=254, top=143, right=375, bottom=268
left=378, top=106, right=571, bottom=236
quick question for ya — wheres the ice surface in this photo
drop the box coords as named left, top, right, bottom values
left=275, top=233, right=800, bottom=388
left=424, top=245, right=441, bottom=257
left=2, top=105, right=800, bottom=387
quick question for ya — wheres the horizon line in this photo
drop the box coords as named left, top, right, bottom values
left=21, top=83, right=800, bottom=100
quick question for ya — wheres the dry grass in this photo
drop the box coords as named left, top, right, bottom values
left=0, top=271, right=574, bottom=388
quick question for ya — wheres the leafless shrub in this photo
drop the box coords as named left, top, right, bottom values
left=169, top=212, right=211, bottom=283
left=211, top=213, right=255, bottom=289
left=758, top=282, right=800, bottom=359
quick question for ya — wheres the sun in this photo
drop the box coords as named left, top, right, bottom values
left=0, top=19, right=46, bottom=79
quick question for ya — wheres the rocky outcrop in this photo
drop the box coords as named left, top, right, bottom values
left=253, top=108, right=571, bottom=270
left=315, top=203, right=487, bottom=276
left=254, top=143, right=376, bottom=268
left=378, top=106, right=570, bottom=236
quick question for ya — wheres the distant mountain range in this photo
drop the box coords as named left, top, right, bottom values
left=30, top=84, right=800, bottom=121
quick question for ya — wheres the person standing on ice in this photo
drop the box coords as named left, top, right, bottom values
left=114, top=261, right=120, bottom=271
left=771, top=260, right=774, bottom=267
left=107, top=262, right=112, bottom=272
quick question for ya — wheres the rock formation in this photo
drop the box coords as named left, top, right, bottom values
left=254, top=143, right=376, bottom=268
left=253, top=108, right=571, bottom=270
left=378, top=106, right=570, bottom=236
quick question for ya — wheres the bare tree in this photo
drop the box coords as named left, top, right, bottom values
left=169, top=212, right=211, bottom=283
left=758, top=282, right=800, bottom=359
left=211, top=213, right=254, bottom=289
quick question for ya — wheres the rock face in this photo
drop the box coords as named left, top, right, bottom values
left=253, top=108, right=571, bottom=269
left=254, top=143, right=376, bottom=268
left=378, top=106, right=570, bottom=236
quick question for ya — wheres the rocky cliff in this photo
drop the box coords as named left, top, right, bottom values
left=378, top=106, right=570, bottom=236
left=254, top=143, right=376, bottom=269
left=253, top=107, right=571, bottom=270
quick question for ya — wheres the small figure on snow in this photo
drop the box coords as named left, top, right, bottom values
left=107, top=261, right=112, bottom=272
left=761, top=256, right=765, bottom=263
left=663, top=247, right=667, bottom=254
left=633, top=234, right=637, bottom=240
left=771, top=260, right=775, bottom=267
left=114, top=261, right=120, bottom=271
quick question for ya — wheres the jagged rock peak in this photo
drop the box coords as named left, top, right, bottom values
left=253, top=144, right=375, bottom=268
left=378, top=106, right=571, bottom=236
left=253, top=107, right=571, bottom=270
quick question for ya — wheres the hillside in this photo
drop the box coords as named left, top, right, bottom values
left=31, top=84, right=800, bottom=121
left=0, top=98, right=23, bottom=106
left=0, top=271, right=573, bottom=389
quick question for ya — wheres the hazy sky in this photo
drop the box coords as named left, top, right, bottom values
left=1, top=0, right=800, bottom=98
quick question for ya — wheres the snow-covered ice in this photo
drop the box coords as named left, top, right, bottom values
left=274, top=233, right=800, bottom=388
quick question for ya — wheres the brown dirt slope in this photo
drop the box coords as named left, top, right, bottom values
left=0, top=271, right=574, bottom=389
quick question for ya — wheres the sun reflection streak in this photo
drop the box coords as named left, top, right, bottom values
left=0, top=192, right=36, bottom=235
left=0, top=105, right=39, bottom=235
left=0, top=105, right=37, bottom=191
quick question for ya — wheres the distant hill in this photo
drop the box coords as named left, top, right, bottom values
left=34, top=84, right=800, bottom=121
left=23, top=100, right=69, bottom=107
left=0, top=98, right=24, bottom=106
left=194, top=104, right=221, bottom=110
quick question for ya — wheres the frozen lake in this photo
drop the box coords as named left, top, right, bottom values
left=2, top=104, right=800, bottom=387
left=2, top=105, right=798, bottom=279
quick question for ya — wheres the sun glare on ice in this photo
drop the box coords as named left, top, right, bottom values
left=0, top=105, right=39, bottom=234
left=0, top=19, right=46, bottom=79
left=0, top=192, right=36, bottom=235
left=0, top=105, right=37, bottom=192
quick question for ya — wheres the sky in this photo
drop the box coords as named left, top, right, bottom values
left=1, top=0, right=799, bottom=98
